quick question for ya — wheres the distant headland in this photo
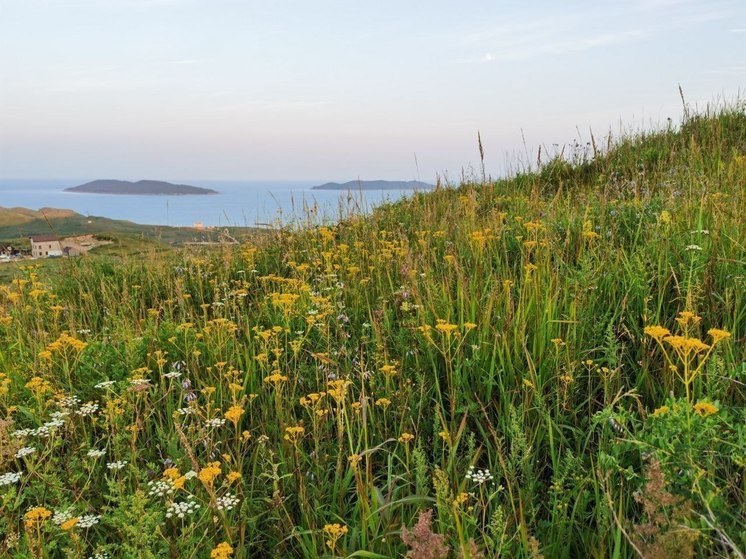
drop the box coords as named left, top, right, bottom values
left=65, top=180, right=218, bottom=196
left=311, top=180, right=434, bottom=191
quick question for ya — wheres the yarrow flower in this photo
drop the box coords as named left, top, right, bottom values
left=52, top=509, right=74, bottom=525
left=148, top=479, right=175, bottom=497
left=216, top=493, right=240, bottom=511
left=206, top=418, right=226, bottom=428
left=165, top=499, right=200, bottom=519
left=87, top=449, right=106, bottom=458
left=106, top=460, right=127, bottom=470
left=59, top=396, right=81, bottom=410
left=77, top=514, right=101, bottom=528
left=16, top=446, right=37, bottom=459
left=77, top=402, right=100, bottom=416
left=466, top=465, right=494, bottom=485
left=0, top=472, right=22, bottom=486
left=94, top=380, right=116, bottom=389
left=130, top=378, right=151, bottom=387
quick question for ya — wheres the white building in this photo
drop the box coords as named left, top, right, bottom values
left=30, top=235, right=63, bottom=258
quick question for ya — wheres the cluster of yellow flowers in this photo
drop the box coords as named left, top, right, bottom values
left=210, top=541, right=234, bottom=559
left=323, top=523, right=348, bottom=550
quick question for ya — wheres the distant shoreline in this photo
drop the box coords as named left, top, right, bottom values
left=311, top=180, right=434, bottom=191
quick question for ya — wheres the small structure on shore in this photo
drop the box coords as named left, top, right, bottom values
left=29, top=235, right=63, bottom=258
left=0, top=245, right=18, bottom=258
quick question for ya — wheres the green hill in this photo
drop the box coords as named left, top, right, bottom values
left=0, top=104, right=743, bottom=558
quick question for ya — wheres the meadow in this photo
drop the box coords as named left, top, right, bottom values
left=0, top=105, right=744, bottom=558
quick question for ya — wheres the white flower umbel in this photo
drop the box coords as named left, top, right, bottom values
left=87, top=449, right=106, bottom=458
left=52, top=509, right=74, bottom=525
left=215, top=493, right=240, bottom=511
left=147, top=479, right=175, bottom=497
left=165, top=499, right=200, bottom=519
left=106, top=460, right=127, bottom=470
left=77, top=514, right=101, bottom=528
left=465, top=465, right=494, bottom=485
left=0, top=472, right=22, bottom=486
left=15, top=446, right=36, bottom=459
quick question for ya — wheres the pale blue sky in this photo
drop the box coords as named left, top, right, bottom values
left=0, top=0, right=744, bottom=181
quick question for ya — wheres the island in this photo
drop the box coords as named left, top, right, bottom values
left=311, top=180, right=434, bottom=191
left=65, top=180, right=218, bottom=196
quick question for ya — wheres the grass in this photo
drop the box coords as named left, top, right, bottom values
left=0, top=102, right=744, bottom=558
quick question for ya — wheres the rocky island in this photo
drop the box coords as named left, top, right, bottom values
left=65, top=179, right=218, bottom=196
left=311, top=180, right=434, bottom=191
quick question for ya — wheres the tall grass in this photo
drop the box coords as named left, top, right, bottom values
left=0, top=103, right=744, bottom=558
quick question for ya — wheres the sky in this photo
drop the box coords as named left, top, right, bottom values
left=0, top=0, right=744, bottom=182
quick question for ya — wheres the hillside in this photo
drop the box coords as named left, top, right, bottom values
left=311, top=179, right=434, bottom=190
left=65, top=179, right=218, bottom=195
left=0, top=206, right=77, bottom=227
left=0, top=105, right=744, bottom=558
left=0, top=206, right=257, bottom=245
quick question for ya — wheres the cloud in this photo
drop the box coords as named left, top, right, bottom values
left=462, top=1, right=734, bottom=64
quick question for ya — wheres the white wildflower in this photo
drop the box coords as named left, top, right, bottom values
left=77, top=514, right=100, bottom=528
left=106, top=460, right=127, bottom=470
left=52, top=509, right=73, bottom=525
left=215, top=493, right=240, bottom=511
left=0, top=472, right=22, bottom=486
left=165, top=499, right=200, bottom=519
left=465, top=465, right=494, bottom=485
left=94, top=380, right=116, bottom=389
left=15, top=446, right=36, bottom=459
left=77, top=402, right=100, bottom=416
left=147, top=479, right=175, bottom=497
left=59, top=396, right=81, bottom=410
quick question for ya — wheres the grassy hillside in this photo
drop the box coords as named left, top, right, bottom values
left=0, top=207, right=262, bottom=245
left=0, top=105, right=744, bottom=558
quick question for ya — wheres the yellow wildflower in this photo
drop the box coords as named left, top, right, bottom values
left=24, top=507, right=52, bottom=528
left=198, top=462, right=221, bottom=487
left=708, top=328, right=731, bottom=344
left=210, top=542, right=234, bottom=559
left=284, top=425, right=305, bottom=443
left=651, top=406, right=670, bottom=417
left=61, top=517, right=79, bottom=531
left=398, top=432, right=414, bottom=443
left=693, top=401, right=718, bottom=417
left=227, top=471, right=242, bottom=483
left=323, top=523, right=348, bottom=550
left=375, top=397, right=391, bottom=409
left=644, top=325, right=671, bottom=341
left=163, top=467, right=180, bottom=480
left=224, top=405, right=244, bottom=426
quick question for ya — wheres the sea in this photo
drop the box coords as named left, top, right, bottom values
left=0, top=179, right=424, bottom=227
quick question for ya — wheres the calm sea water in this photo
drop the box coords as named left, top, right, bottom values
left=0, top=179, right=419, bottom=227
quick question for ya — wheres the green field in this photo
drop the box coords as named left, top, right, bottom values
left=0, top=105, right=744, bottom=558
